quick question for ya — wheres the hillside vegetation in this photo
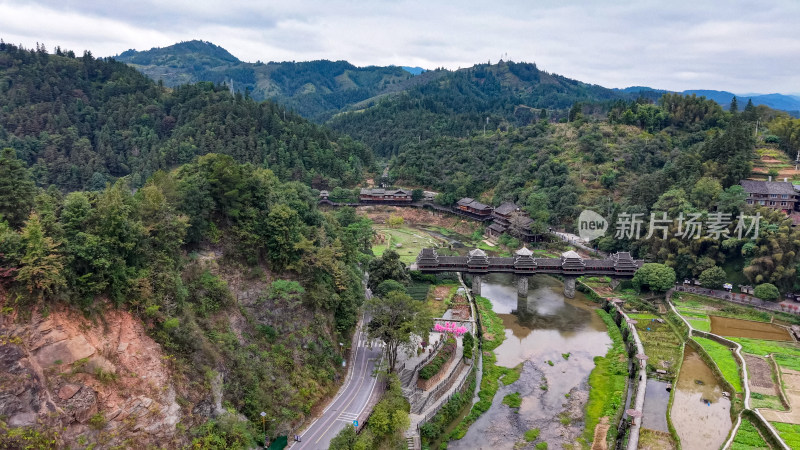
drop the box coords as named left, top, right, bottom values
left=389, top=95, right=800, bottom=292
left=115, top=40, right=416, bottom=121
left=0, top=42, right=373, bottom=192
left=0, top=42, right=379, bottom=448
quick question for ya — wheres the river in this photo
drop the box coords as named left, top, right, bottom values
left=449, top=273, right=611, bottom=449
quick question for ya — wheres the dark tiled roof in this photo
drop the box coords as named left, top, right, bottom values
left=585, top=260, right=614, bottom=268
left=487, top=223, right=506, bottom=233
left=457, top=198, right=492, bottom=211
left=494, top=202, right=519, bottom=216
left=457, top=198, right=475, bottom=206
left=417, top=248, right=440, bottom=265
left=740, top=180, right=797, bottom=196
left=489, top=257, right=515, bottom=266
left=438, top=256, right=468, bottom=265
left=535, top=259, right=561, bottom=267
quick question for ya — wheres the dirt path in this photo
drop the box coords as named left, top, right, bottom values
left=591, top=417, right=609, bottom=450
left=760, top=368, right=800, bottom=424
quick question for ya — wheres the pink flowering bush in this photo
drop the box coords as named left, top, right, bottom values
left=434, top=321, right=468, bottom=337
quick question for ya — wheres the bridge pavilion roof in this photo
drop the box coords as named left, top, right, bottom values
left=468, top=248, right=490, bottom=266
left=514, top=246, right=537, bottom=268
left=612, top=252, right=638, bottom=271
left=417, top=248, right=440, bottom=265
left=561, top=250, right=586, bottom=269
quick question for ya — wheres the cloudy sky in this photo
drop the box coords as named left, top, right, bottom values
left=1, top=0, right=798, bottom=93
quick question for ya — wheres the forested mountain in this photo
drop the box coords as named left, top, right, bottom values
left=0, top=42, right=374, bottom=191
left=389, top=94, right=800, bottom=292
left=329, top=61, right=626, bottom=157
left=115, top=40, right=416, bottom=121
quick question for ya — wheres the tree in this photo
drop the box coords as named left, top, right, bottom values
left=411, top=189, right=424, bottom=202
left=265, top=204, right=303, bottom=271
left=375, top=279, right=406, bottom=298
left=754, top=283, right=780, bottom=301
left=16, top=212, right=66, bottom=300
left=0, top=148, right=36, bottom=227
left=386, top=214, right=404, bottom=228
left=699, top=266, right=726, bottom=289
left=717, top=185, right=747, bottom=215
left=368, top=249, right=409, bottom=290
left=632, top=263, right=676, bottom=292
left=366, top=291, right=431, bottom=373
left=729, top=96, right=738, bottom=113
left=690, top=177, right=722, bottom=210
left=329, top=426, right=357, bottom=450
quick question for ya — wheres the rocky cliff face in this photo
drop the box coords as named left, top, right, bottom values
left=0, top=304, right=194, bottom=447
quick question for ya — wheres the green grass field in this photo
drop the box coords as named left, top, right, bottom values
left=772, top=422, right=800, bottom=448
left=731, top=416, right=770, bottom=449
left=583, top=310, right=628, bottom=446
left=750, top=392, right=785, bottom=411
left=693, top=336, right=743, bottom=392
left=729, top=337, right=800, bottom=371
left=372, top=226, right=441, bottom=263
left=673, top=292, right=772, bottom=323
left=688, top=318, right=711, bottom=331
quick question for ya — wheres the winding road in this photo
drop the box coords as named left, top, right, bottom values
left=292, top=323, right=383, bottom=449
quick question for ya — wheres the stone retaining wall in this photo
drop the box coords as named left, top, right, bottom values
left=417, top=342, right=457, bottom=391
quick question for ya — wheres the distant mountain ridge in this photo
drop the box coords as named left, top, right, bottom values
left=115, top=40, right=416, bottom=121
left=115, top=40, right=800, bottom=125
left=617, top=86, right=800, bottom=113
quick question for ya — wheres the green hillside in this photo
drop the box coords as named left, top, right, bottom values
left=0, top=42, right=374, bottom=191
left=115, top=40, right=415, bottom=121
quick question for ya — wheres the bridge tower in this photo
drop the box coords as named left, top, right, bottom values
left=561, top=250, right=585, bottom=298
left=513, top=247, right=536, bottom=296
left=467, top=249, right=489, bottom=296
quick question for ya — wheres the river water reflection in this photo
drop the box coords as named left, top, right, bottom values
left=482, top=274, right=611, bottom=368
left=450, top=273, right=612, bottom=449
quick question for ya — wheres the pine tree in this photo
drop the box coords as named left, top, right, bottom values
left=0, top=148, right=36, bottom=227
left=16, top=212, right=66, bottom=300
left=729, top=96, right=738, bottom=113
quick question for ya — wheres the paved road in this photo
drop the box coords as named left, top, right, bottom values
left=552, top=230, right=606, bottom=257
left=293, top=325, right=383, bottom=450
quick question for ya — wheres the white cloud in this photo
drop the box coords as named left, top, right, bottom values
left=0, top=0, right=798, bottom=93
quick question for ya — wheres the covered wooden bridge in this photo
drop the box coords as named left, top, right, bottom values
left=410, top=247, right=643, bottom=298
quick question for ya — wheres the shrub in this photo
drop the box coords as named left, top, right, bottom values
left=754, top=283, right=779, bottom=301
left=524, top=428, right=540, bottom=442
left=88, top=412, right=106, bottom=430
left=462, top=332, right=474, bottom=360
left=419, top=338, right=456, bottom=380
left=502, top=392, right=521, bottom=408
left=375, top=279, right=407, bottom=298
left=632, top=263, right=675, bottom=292
left=699, top=266, right=726, bottom=289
